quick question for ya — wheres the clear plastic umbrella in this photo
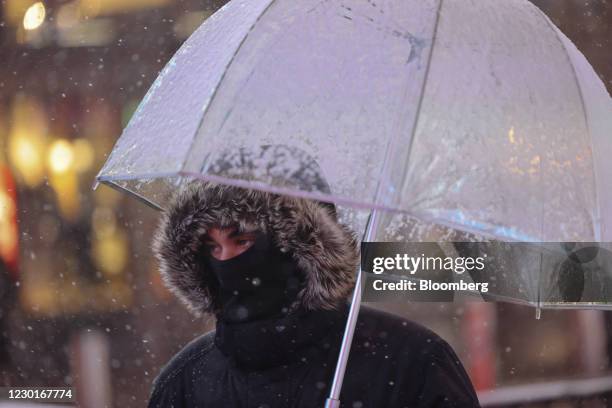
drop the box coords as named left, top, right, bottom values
left=95, top=0, right=611, bottom=243
left=93, top=0, right=612, bottom=405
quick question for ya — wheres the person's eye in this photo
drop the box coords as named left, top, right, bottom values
left=203, top=243, right=220, bottom=254
left=237, top=239, right=254, bottom=246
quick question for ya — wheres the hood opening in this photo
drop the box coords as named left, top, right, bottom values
left=152, top=181, right=359, bottom=317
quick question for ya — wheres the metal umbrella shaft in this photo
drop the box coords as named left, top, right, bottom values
left=325, top=209, right=381, bottom=407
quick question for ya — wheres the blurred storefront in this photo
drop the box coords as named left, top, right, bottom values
left=0, top=1, right=225, bottom=405
left=0, top=0, right=611, bottom=406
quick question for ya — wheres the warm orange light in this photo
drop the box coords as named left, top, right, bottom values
left=23, top=1, right=45, bottom=30
left=0, top=165, right=19, bottom=277
left=8, top=95, right=48, bottom=188
left=9, top=132, right=45, bottom=187
left=48, top=139, right=74, bottom=174
left=49, top=171, right=80, bottom=221
left=12, top=134, right=38, bottom=165
left=47, top=140, right=80, bottom=220
left=0, top=191, right=17, bottom=250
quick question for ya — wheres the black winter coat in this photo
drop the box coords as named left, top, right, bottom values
left=148, top=305, right=480, bottom=408
left=150, top=180, right=480, bottom=407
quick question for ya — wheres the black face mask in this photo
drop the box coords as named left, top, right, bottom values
left=207, top=233, right=304, bottom=323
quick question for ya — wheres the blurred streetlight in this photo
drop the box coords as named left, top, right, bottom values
left=8, top=96, right=48, bottom=188
left=22, top=1, right=45, bottom=30
left=47, top=139, right=80, bottom=220
left=48, top=139, right=74, bottom=174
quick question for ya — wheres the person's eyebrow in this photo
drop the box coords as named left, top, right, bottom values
left=228, top=229, right=256, bottom=238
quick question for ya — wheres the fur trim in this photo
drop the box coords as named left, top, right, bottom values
left=152, top=181, right=359, bottom=316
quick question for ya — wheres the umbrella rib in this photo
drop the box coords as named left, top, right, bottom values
left=97, top=171, right=180, bottom=182
left=326, top=0, right=446, bottom=406
left=533, top=5, right=600, bottom=242
left=181, top=0, right=280, bottom=175
left=368, top=0, right=445, bottom=211
left=394, top=0, right=444, bottom=197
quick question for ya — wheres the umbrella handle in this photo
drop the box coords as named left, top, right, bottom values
left=325, top=268, right=363, bottom=407
left=325, top=209, right=380, bottom=406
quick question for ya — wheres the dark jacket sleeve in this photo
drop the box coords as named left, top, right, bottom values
left=148, top=372, right=186, bottom=408
left=415, top=338, right=481, bottom=408
left=147, top=332, right=216, bottom=408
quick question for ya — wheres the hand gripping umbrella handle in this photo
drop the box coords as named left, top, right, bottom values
left=325, top=209, right=381, bottom=407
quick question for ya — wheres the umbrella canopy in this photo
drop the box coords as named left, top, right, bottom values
left=94, top=1, right=612, bottom=403
left=95, top=0, right=612, bottom=244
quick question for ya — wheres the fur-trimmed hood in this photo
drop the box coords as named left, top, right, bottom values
left=152, top=181, right=359, bottom=316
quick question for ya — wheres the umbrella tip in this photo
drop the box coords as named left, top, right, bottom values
left=92, top=180, right=100, bottom=191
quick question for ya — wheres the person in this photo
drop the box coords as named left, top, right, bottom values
left=148, top=178, right=480, bottom=407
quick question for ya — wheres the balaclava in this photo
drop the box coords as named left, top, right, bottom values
left=204, top=231, right=304, bottom=323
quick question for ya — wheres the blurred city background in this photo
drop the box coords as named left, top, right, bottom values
left=0, top=0, right=611, bottom=406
